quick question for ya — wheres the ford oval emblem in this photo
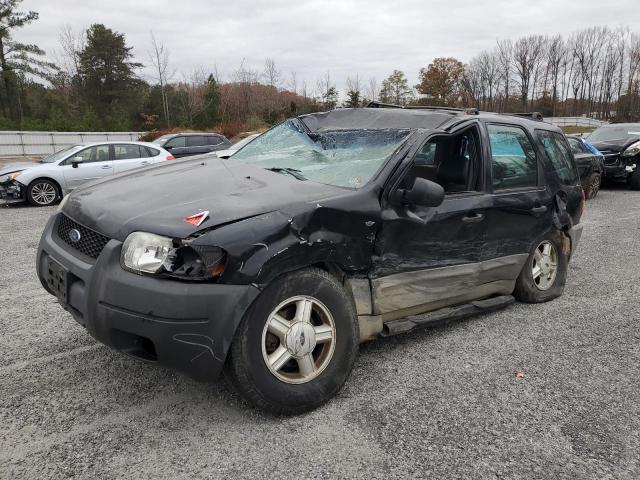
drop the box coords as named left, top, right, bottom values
left=68, top=228, right=81, bottom=243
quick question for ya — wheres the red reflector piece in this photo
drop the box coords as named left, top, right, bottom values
left=166, top=155, right=175, bottom=160
left=183, top=211, right=210, bottom=227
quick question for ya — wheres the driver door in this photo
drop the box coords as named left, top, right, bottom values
left=371, top=126, right=493, bottom=316
left=62, top=144, right=113, bottom=189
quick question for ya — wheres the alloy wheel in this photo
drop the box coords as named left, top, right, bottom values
left=532, top=240, right=558, bottom=291
left=31, top=182, right=57, bottom=206
left=261, top=295, right=336, bottom=384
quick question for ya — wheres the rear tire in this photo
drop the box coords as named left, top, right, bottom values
left=514, top=231, right=568, bottom=303
left=585, top=172, right=601, bottom=199
left=627, top=168, right=640, bottom=190
left=224, top=268, right=359, bottom=415
left=27, top=179, right=60, bottom=207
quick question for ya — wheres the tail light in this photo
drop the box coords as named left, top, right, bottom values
left=577, top=188, right=586, bottom=223
left=166, top=155, right=175, bottom=160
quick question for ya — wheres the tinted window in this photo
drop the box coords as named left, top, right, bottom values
left=414, top=141, right=436, bottom=166
left=164, top=136, right=185, bottom=148
left=488, top=124, right=538, bottom=190
left=186, top=136, right=206, bottom=147
left=205, top=135, right=222, bottom=146
left=113, top=144, right=141, bottom=160
left=568, top=138, right=589, bottom=155
left=537, top=131, right=578, bottom=185
left=70, top=145, right=110, bottom=164
left=145, top=147, right=160, bottom=157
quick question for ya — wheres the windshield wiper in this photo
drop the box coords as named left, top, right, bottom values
left=265, top=167, right=307, bottom=181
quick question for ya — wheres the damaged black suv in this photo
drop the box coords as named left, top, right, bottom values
left=37, top=105, right=584, bottom=414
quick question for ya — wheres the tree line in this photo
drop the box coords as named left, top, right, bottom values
left=0, top=0, right=639, bottom=138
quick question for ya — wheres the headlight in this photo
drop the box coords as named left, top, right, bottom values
left=121, top=231, right=226, bottom=280
left=122, top=232, right=173, bottom=274
left=622, top=141, right=640, bottom=157
left=0, top=171, right=22, bottom=183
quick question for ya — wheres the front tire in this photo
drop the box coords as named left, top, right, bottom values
left=224, top=268, right=359, bottom=414
left=27, top=179, right=60, bottom=206
left=514, top=231, right=568, bottom=303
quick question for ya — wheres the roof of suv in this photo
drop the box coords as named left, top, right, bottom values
left=299, top=106, right=561, bottom=134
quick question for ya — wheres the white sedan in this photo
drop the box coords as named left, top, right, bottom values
left=0, top=141, right=173, bottom=206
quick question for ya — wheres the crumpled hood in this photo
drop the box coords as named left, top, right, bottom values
left=590, top=138, right=639, bottom=153
left=0, top=162, right=39, bottom=176
left=63, top=157, right=348, bottom=240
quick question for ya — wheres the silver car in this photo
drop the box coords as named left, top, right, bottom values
left=0, top=141, right=173, bottom=206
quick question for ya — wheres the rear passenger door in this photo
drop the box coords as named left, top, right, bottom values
left=482, top=123, right=553, bottom=265
left=185, top=135, right=208, bottom=156
left=112, top=144, right=152, bottom=174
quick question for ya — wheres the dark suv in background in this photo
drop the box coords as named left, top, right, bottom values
left=586, top=124, right=640, bottom=189
left=152, top=132, right=231, bottom=158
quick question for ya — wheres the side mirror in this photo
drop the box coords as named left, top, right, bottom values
left=164, top=145, right=173, bottom=151
left=71, top=157, right=84, bottom=168
left=392, top=177, right=444, bottom=208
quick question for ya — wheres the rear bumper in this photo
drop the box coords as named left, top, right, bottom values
left=37, top=214, right=260, bottom=381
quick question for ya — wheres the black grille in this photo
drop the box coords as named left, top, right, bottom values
left=57, top=214, right=109, bottom=259
left=600, top=151, right=620, bottom=166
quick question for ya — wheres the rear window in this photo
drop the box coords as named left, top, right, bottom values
left=537, top=131, right=578, bottom=185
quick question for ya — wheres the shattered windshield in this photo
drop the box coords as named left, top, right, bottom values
left=588, top=126, right=640, bottom=143
left=232, top=119, right=410, bottom=188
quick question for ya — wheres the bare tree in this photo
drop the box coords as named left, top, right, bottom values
left=288, top=71, right=298, bottom=95
left=149, top=31, right=174, bottom=128
left=496, top=39, right=513, bottom=111
left=366, top=76, right=379, bottom=104
left=58, top=24, right=84, bottom=79
left=513, top=35, right=545, bottom=111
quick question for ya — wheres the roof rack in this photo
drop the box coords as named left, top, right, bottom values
left=501, top=112, right=544, bottom=122
left=365, top=101, right=479, bottom=115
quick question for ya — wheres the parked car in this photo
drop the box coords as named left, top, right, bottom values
left=152, top=132, right=231, bottom=158
left=37, top=106, right=584, bottom=414
left=586, top=124, right=640, bottom=189
left=0, top=142, right=173, bottom=206
left=566, top=135, right=605, bottom=199
left=215, top=133, right=261, bottom=158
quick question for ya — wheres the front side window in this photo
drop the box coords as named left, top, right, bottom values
left=113, top=144, right=142, bottom=160
left=537, top=130, right=578, bottom=185
left=488, top=124, right=538, bottom=190
left=70, top=145, right=110, bottom=164
left=233, top=119, right=410, bottom=189
left=164, top=136, right=186, bottom=149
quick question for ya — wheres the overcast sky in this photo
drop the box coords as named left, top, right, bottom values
left=15, top=0, right=640, bottom=94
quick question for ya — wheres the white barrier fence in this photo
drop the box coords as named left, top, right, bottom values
left=545, top=117, right=608, bottom=128
left=0, top=131, right=144, bottom=157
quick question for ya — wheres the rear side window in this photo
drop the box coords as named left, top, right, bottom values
left=145, top=147, right=160, bottom=157
left=487, top=124, right=538, bottom=190
left=186, top=136, right=205, bottom=147
left=113, top=144, right=141, bottom=160
left=537, top=131, right=578, bottom=185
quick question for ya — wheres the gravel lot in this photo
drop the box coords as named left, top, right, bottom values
left=1, top=188, right=639, bottom=479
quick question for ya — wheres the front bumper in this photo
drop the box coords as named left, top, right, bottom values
left=37, top=213, right=260, bottom=381
left=0, top=180, right=25, bottom=203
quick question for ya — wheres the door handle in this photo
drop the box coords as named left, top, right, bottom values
left=101, top=165, right=112, bottom=169
left=462, top=213, right=485, bottom=223
left=531, top=205, right=548, bottom=214
left=140, top=161, right=150, bottom=166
